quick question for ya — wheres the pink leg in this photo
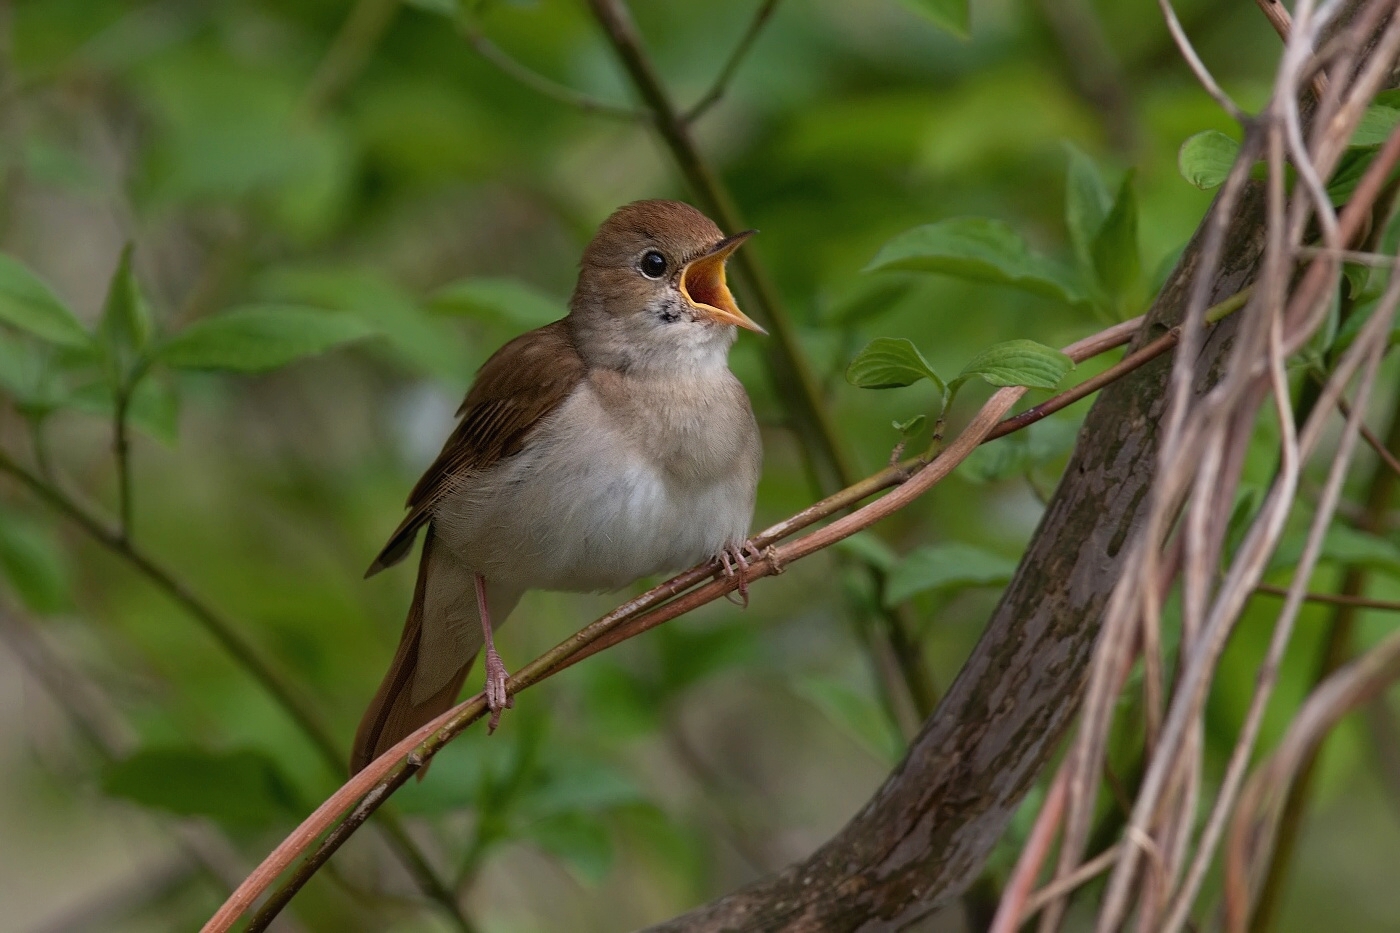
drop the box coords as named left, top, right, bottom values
left=475, top=573, right=513, bottom=733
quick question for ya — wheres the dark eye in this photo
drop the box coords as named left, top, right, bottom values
left=639, top=250, right=667, bottom=279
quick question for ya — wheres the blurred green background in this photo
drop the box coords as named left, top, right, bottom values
left=2, top=0, right=1399, bottom=930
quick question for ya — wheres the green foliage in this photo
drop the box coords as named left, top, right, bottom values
left=98, top=244, right=154, bottom=387
left=0, top=253, right=91, bottom=348
left=154, top=305, right=377, bottom=372
left=1090, top=171, right=1140, bottom=313
left=845, top=337, right=943, bottom=390
left=430, top=277, right=564, bottom=328
left=0, top=507, right=72, bottom=613
left=897, top=0, right=971, bottom=39
left=959, top=418, right=1079, bottom=484
left=948, top=339, right=1074, bottom=392
left=791, top=675, right=904, bottom=762
left=103, top=747, right=299, bottom=830
left=884, top=542, right=1017, bottom=606
left=1178, top=130, right=1240, bottom=190
left=866, top=217, right=1088, bottom=309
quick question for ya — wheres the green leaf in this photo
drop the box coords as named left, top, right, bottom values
left=1091, top=170, right=1140, bottom=307
left=404, top=0, right=460, bottom=14
left=429, top=277, right=563, bottom=329
left=1332, top=297, right=1400, bottom=352
left=0, top=508, right=71, bottom=613
left=518, top=759, right=644, bottom=820
left=893, top=413, right=927, bottom=437
left=254, top=268, right=465, bottom=381
left=98, top=244, right=154, bottom=382
left=1178, top=130, right=1240, bottom=190
left=833, top=532, right=899, bottom=573
left=1064, top=144, right=1112, bottom=274
left=155, top=305, right=376, bottom=372
left=819, top=279, right=913, bottom=326
left=1274, top=525, right=1400, bottom=576
left=0, top=330, right=44, bottom=399
left=792, top=675, right=903, bottom=762
left=885, top=542, right=1018, bottom=605
left=656, top=620, right=757, bottom=694
left=66, top=376, right=180, bottom=443
left=958, top=418, right=1079, bottom=484
left=897, top=0, right=970, bottom=38
left=524, top=812, right=614, bottom=885
left=846, top=337, right=944, bottom=390
left=0, top=253, right=90, bottom=348
left=1352, top=104, right=1400, bottom=147
left=103, top=746, right=298, bottom=829
left=865, top=218, right=1087, bottom=308
left=949, top=339, right=1074, bottom=392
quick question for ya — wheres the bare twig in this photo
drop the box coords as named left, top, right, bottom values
left=458, top=12, right=645, bottom=120
left=684, top=0, right=782, bottom=123
left=301, top=0, right=400, bottom=114
left=1253, top=583, right=1400, bottom=612
left=1158, top=0, right=1247, bottom=122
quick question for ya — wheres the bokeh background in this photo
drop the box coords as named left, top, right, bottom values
left=2, top=0, right=1398, bottom=930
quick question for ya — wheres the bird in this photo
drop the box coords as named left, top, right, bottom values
left=351, top=199, right=765, bottom=775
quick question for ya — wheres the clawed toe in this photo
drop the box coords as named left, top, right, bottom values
left=483, top=647, right=512, bottom=733
left=718, top=543, right=753, bottom=607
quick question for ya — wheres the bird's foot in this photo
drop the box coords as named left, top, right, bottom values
left=718, top=541, right=765, bottom=607
left=483, top=646, right=514, bottom=734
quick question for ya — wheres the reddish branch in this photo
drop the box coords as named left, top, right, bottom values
left=204, top=309, right=1187, bottom=931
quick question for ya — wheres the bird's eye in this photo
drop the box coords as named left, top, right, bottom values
left=639, top=250, right=668, bottom=279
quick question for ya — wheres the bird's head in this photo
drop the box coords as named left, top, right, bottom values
left=569, top=199, right=763, bottom=373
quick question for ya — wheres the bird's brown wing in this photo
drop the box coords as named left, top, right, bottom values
left=351, top=319, right=583, bottom=775
left=364, top=319, right=586, bottom=577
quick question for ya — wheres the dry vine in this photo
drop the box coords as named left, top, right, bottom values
left=992, top=2, right=1400, bottom=931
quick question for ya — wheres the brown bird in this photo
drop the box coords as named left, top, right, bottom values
left=351, top=200, right=764, bottom=774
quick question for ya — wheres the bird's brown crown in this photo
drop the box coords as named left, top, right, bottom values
left=579, top=199, right=725, bottom=272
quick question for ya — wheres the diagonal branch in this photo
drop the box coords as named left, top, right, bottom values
left=202, top=308, right=1239, bottom=931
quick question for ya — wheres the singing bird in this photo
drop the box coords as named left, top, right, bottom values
left=351, top=200, right=764, bottom=774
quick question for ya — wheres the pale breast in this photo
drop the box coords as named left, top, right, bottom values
left=431, top=374, right=760, bottom=594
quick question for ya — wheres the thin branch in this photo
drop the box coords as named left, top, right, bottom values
left=0, top=449, right=474, bottom=933
left=684, top=0, right=782, bottom=123
left=1253, top=583, right=1400, bottom=612
left=301, top=0, right=401, bottom=114
left=204, top=304, right=1238, bottom=931
left=1158, top=0, right=1247, bottom=123
left=458, top=15, right=645, bottom=120
left=1337, top=395, right=1400, bottom=478
left=113, top=388, right=133, bottom=540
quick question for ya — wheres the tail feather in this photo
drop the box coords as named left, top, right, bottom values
left=351, top=530, right=475, bottom=775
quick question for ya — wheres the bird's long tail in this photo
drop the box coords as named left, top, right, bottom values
left=351, top=530, right=475, bottom=775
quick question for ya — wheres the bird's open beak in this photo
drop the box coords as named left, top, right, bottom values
left=680, top=230, right=766, bottom=334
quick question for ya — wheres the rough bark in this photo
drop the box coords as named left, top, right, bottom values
left=644, top=180, right=1267, bottom=933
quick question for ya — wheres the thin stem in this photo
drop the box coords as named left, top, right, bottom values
left=301, top=0, right=401, bottom=114
left=459, top=14, right=645, bottom=120
left=113, top=387, right=133, bottom=540
left=684, top=0, right=782, bottom=123
left=0, top=448, right=474, bottom=933
left=1252, top=583, right=1400, bottom=612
